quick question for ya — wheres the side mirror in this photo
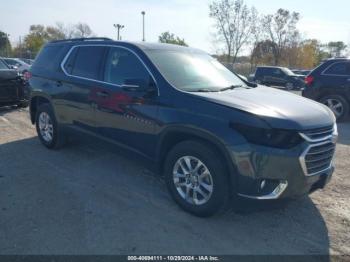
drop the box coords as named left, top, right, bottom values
left=122, top=78, right=156, bottom=93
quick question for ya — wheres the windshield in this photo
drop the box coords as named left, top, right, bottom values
left=145, top=50, right=246, bottom=92
left=0, top=60, right=9, bottom=70
left=282, top=67, right=295, bottom=76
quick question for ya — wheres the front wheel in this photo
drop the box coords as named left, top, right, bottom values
left=320, top=95, right=349, bottom=122
left=35, top=103, right=66, bottom=149
left=164, top=141, right=230, bottom=217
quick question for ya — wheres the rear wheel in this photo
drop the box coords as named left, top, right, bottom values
left=164, top=140, right=230, bottom=217
left=286, top=82, right=294, bottom=90
left=320, top=95, right=349, bottom=122
left=35, top=103, right=66, bottom=149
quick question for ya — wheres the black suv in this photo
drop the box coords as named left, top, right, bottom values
left=0, top=58, right=29, bottom=108
left=252, top=66, right=305, bottom=90
left=303, top=58, right=350, bottom=121
left=29, top=38, right=337, bottom=217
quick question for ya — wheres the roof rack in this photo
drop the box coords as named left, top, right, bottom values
left=49, top=37, right=113, bottom=44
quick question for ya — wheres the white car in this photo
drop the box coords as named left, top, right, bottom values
left=3, top=58, right=31, bottom=73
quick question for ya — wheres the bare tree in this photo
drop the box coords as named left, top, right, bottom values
left=73, top=23, right=93, bottom=38
left=209, top=0, right=257, bottom=64
left=262, top=9, right=300, bottom=65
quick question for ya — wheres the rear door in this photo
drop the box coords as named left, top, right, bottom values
left=267, top=68, right=287, bottom=86
left=92, top=46, right=159, bottom=157
left=60, top=45, right=108, bottom=133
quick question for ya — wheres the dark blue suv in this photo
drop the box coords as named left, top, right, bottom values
left=303, top=58, right=350, bottom=121
left=29, top=38, right=338, bottom=216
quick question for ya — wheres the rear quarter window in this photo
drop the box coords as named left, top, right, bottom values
left=32, top=45, right=66, bottom=72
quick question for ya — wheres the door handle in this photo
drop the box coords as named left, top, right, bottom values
left=96, top=91, right=110, bottom=98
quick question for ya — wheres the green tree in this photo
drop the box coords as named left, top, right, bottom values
left=0, top=31, right=12, bottom=57
left=158, top=31, right=188, bottom=46
left=23, top=25, right=48, bottom=56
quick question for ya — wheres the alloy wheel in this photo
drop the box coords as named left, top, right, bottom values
left=324, top=98, right=344, bottom=119
left=38, top=112, right=54, bottom=142
left=173, top=156, right=214, bottom=206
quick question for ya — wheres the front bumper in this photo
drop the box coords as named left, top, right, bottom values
left=228, top=129, right=336, bottom=200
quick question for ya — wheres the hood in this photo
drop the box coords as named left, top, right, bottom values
left=192, top=86, right=335, bottom=130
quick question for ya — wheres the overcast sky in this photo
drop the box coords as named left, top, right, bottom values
left=1, top=0, right=350, bottom=53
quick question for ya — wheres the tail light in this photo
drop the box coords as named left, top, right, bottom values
left=23, top=71, right=32, bottom=82
left=305, top=75, right=314, bottom=86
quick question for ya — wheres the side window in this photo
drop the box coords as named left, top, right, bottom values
left=272, top=69, right=282, bottom=75
left=63, top=47, right=79, bottom=74
left=71, top=46, right=106, bottom=80
left=324, top=62, right=349, bottom=76
left=32, top=45, right=65, bottom=71
left=0, top=60, right=8, bottom=69
left=103, top=47, right=150, bottom=86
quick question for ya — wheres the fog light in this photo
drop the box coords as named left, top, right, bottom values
left=260, top=180, right=266, bottom=190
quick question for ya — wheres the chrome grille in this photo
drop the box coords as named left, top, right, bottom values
left=299, top=125, right=337, bottom=176
left=300, top=125, right=334, bottom=142
left=304, top=142, right=335, bottom=175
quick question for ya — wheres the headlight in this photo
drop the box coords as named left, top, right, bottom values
left=231, top=123, right=302, bottom=149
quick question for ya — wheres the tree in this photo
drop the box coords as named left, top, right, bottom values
left=263, top=9, right=300, bottom=65
left=20, top=22, right=94, bottom=58
left=0, top=31, right=11, bottom=57
left=251, top=40, right=277, bottom=66
left=158, top=31, right=188, bottom=46
left=23, top=25, right=48, bottom=56
left=46, top=26, right=66, bottom=41
left=209, top=0, right=257, bottom=64
left=327, top=41, right=347, bottom=57
left=73, top=23, right=93, bottom=38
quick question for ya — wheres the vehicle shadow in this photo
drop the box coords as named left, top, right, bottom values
left=0, top=137, right=330, bottom=258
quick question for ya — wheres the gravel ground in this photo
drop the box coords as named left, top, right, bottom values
left=0, top=106, right=349, bottom=256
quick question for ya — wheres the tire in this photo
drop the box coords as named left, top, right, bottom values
left=35, top=103, right=66, bottom=149
left=320, top=95, right=349, bottom=122
left=286, top=82, right=294, bottom=90
left=164, top=140, right=230, bottom=217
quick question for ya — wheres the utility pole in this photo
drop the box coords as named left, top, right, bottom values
left=19, top=36, right=22, bottom=58
left=113, top=24, right=124, bottom=40
left=141, top=11, right=145, bottom=41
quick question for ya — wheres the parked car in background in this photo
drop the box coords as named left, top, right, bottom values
left=3, top=58, right=31, bottom=73
left=18, top=58, right=35, bottom=65
left=0, top=58, right=29, bottom=108
left=251, top=66, right=305, bottom=90
left=29, top=38, right=337, bottom=217
left=303, top=58, right=350, bottom=121
left=292, top=70, right=311, bottom=76
left=237, top=74, right=248, bottom=81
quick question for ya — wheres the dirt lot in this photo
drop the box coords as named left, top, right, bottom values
left=0, top=106, right=349, bottom=256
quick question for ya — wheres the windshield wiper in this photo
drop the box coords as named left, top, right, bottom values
left=192, top=88, right=218, bottom=93
left=219, top=85, right=243, bottom=92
